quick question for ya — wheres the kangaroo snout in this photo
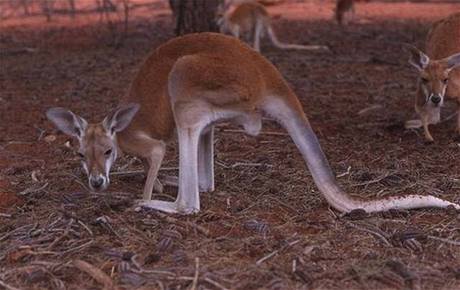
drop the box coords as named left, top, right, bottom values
left=431, top=94, right=442, bottom=105
left=89, top=175, right=107, bottom=191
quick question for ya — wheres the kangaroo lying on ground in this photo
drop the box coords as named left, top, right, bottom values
left=47, top=33, right=459, bottom=214
left=405, top=12, right=460, bottom=142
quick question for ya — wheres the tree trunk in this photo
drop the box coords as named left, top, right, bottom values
left=121, top=0, right=130, bottom=35
left=21, top=0, right=30, bottom=16
left=68, top=0, right=76, bottom=18
left=41, top=0, right=54, bottom=22
left=171, top=0, right=223, bottom=36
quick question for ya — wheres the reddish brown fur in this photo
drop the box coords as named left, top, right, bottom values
left=117, top=33, right=302, bottom=159
left=80, top=124, right=112, bottom=176
left=411, top=12, right=460, bottom=141
left=218, top=1, right=328, bottom=52
left=228, top=1, right=269, bottom=30
left=425, top=12, right=460, bottom=101
left=49, top=32, right=460, bottom=213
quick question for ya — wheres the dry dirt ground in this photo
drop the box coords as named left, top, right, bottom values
left=1, top=1, right=460, bottom=289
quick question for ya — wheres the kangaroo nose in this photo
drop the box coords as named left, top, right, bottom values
left=431, top=95, right=441, bottom=104
left=90, top=176, right=105, bottom=190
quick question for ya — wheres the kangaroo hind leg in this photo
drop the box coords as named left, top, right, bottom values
left=198, top=126, right=215, bottom=192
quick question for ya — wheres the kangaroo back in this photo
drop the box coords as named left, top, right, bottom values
left=426, top=12, right=460, bottom=59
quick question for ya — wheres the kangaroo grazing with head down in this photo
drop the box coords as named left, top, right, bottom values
left=217, top=1, right=329, bottom=52
left=405, top=12, right=460, bottom=142
left=47, top=33, right=459, bottom=214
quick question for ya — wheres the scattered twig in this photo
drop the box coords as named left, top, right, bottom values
left=337, top=166, right=352, bottom=178
left=155, top=212, right=209, bottom=237
left=0, top=212, right=12, bottom=218
left=222, top=129, right=288, bottom=136
left=352, top=172, right=394, bottom=188
left=428, top=235, right=460, bottom=246
left=190, top=257, right=200, bottom=290
left=256, top=250, right=279, bottom=266
left=159, top=167, right=179, bottom=171
left=111, top=167, right=178, bottom=177
left=110, top=170, right=144, bottom=176
left=0, top=47, right=37, bottom=56
left=440, top=112, right=458, bottom=124
left=203, top=277, right=229, bottom=290
left=159, top=175, right=179, bottom=187
left=61, top=239, right=94, bottom=255
left=0, top=280, right=21, bottom=290
left=256, top=239, right=301, bottom=265
left=345, top=222, right=392, bottom=247
left=34, top=125, right=46, bottom=141
left=67, top=173, right=91, bottom=191
left=358, top=104, right=383, bottom=116
left=73, top=259, right=114, bottom=289
left=47, top=219, right=74, bottom=250
left=78, top=220, right=94, bottom=236
left=0, top=224, right=34, bottom=242
left=19, top=182, right=49, bottom=195
left=217, top=161, right=272, bottom=169
left=130, top=255, right=176, bottom=276
left=231, top=162, right=272, bottom=169
left=2, top=141, right=34, bottom=148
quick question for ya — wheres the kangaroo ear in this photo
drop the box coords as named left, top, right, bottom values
left=406, top=44, right=430, bottom=71
left=103, top=103, right=140, bottom=135
left=46, top=107, right=88, bottom=138
left=446, top=52, right=460, bottom=70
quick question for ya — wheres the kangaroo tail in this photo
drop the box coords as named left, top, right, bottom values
left=266, top=25, right=329, bottom=51
left=262, top=96, right=460, bottom=213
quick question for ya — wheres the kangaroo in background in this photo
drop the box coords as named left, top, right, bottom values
left=335, top=0, right=354, bottom=25
left=405, top=12, right=460, bottom=142
left=335, top=0, right=370, bottom=25
left=217, top=1, right=329, bottom=52
left=47, top=33, right=459, bottom=214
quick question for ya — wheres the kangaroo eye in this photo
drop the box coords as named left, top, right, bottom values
left=443, top=78, right=448, bottom=84
left=77, top=152, right=85, bottom=159
left=104, top=149, right=112, bottom=156
left=421, top=78, right=429, bottom=83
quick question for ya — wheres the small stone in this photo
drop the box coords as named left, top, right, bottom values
left=44, top=134, right=56, bottom=143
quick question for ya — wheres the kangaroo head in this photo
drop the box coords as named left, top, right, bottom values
left=408, top=45, right=460, bottom=107
left=46, top=104, right=139, bottom=191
